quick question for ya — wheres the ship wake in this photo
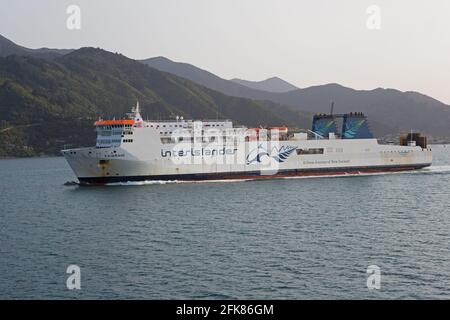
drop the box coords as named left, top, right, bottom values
left=418, top=165, right=450, bottom=174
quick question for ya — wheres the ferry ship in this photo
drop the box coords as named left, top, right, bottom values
left=62, top=102, right=432, bottom=185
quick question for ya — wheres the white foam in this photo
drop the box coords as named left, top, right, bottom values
left=421, top=165, right=450, bottom=173
left=105, top=178, right=252, bottom=186
left=106, top=180, right=181, bottom=186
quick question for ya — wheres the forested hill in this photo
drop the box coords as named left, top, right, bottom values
left=0, top=48, right=311, bottom=157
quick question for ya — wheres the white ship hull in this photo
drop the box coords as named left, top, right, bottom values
left=63, top=135, right=432, bottom=185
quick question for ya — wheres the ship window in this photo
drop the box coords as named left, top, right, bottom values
left=160, top=137, right=171, bottom=144
left=296, top=148, right=324, bottom=155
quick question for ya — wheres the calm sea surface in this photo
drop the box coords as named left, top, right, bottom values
left=1, top=145, right=450, bottom=299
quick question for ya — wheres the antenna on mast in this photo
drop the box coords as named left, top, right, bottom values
left=135, top=100, right=140, bottom=114
left=133, top=100, right=143, bottom=126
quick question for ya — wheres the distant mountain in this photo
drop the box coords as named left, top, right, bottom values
left=0, top=48, right=311, bottom=157
left=231, top=77, right=299, bottom=93
left=6, top=33, right=447, bottom=139
left=268, top=84, right=450, bottom=137
left=140, top=56, right=275, bottom=99
left=142, top=56, right=450, bottom=137
left=0, top=34, right=72, bottom=59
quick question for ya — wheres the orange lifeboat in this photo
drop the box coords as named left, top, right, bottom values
left=94, top=119, right=135, bottom=126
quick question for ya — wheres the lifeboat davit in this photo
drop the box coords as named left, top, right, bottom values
left=247, top=128, right=264, bottom=141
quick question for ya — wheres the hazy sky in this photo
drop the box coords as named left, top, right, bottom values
left=1, top=0, right=449, bottom=103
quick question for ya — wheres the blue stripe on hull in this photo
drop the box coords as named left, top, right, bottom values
left=77, top=163, right=431, bottom=185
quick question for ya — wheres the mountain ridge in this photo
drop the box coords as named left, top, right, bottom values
left=140, top=56, right=275, bottom=99
left=142, top=57, right=450, bottom=137
left=0, top=34, right=73, bottom=59
left=231, top=76, right=299, bottom=93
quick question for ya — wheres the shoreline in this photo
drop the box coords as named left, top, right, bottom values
left=0, top=155, right=64, bottom=160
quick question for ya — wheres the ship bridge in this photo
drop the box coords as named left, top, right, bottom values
left=93, top=101, right=143, bottom=148
left=94, top=119, right=135, bottom=148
